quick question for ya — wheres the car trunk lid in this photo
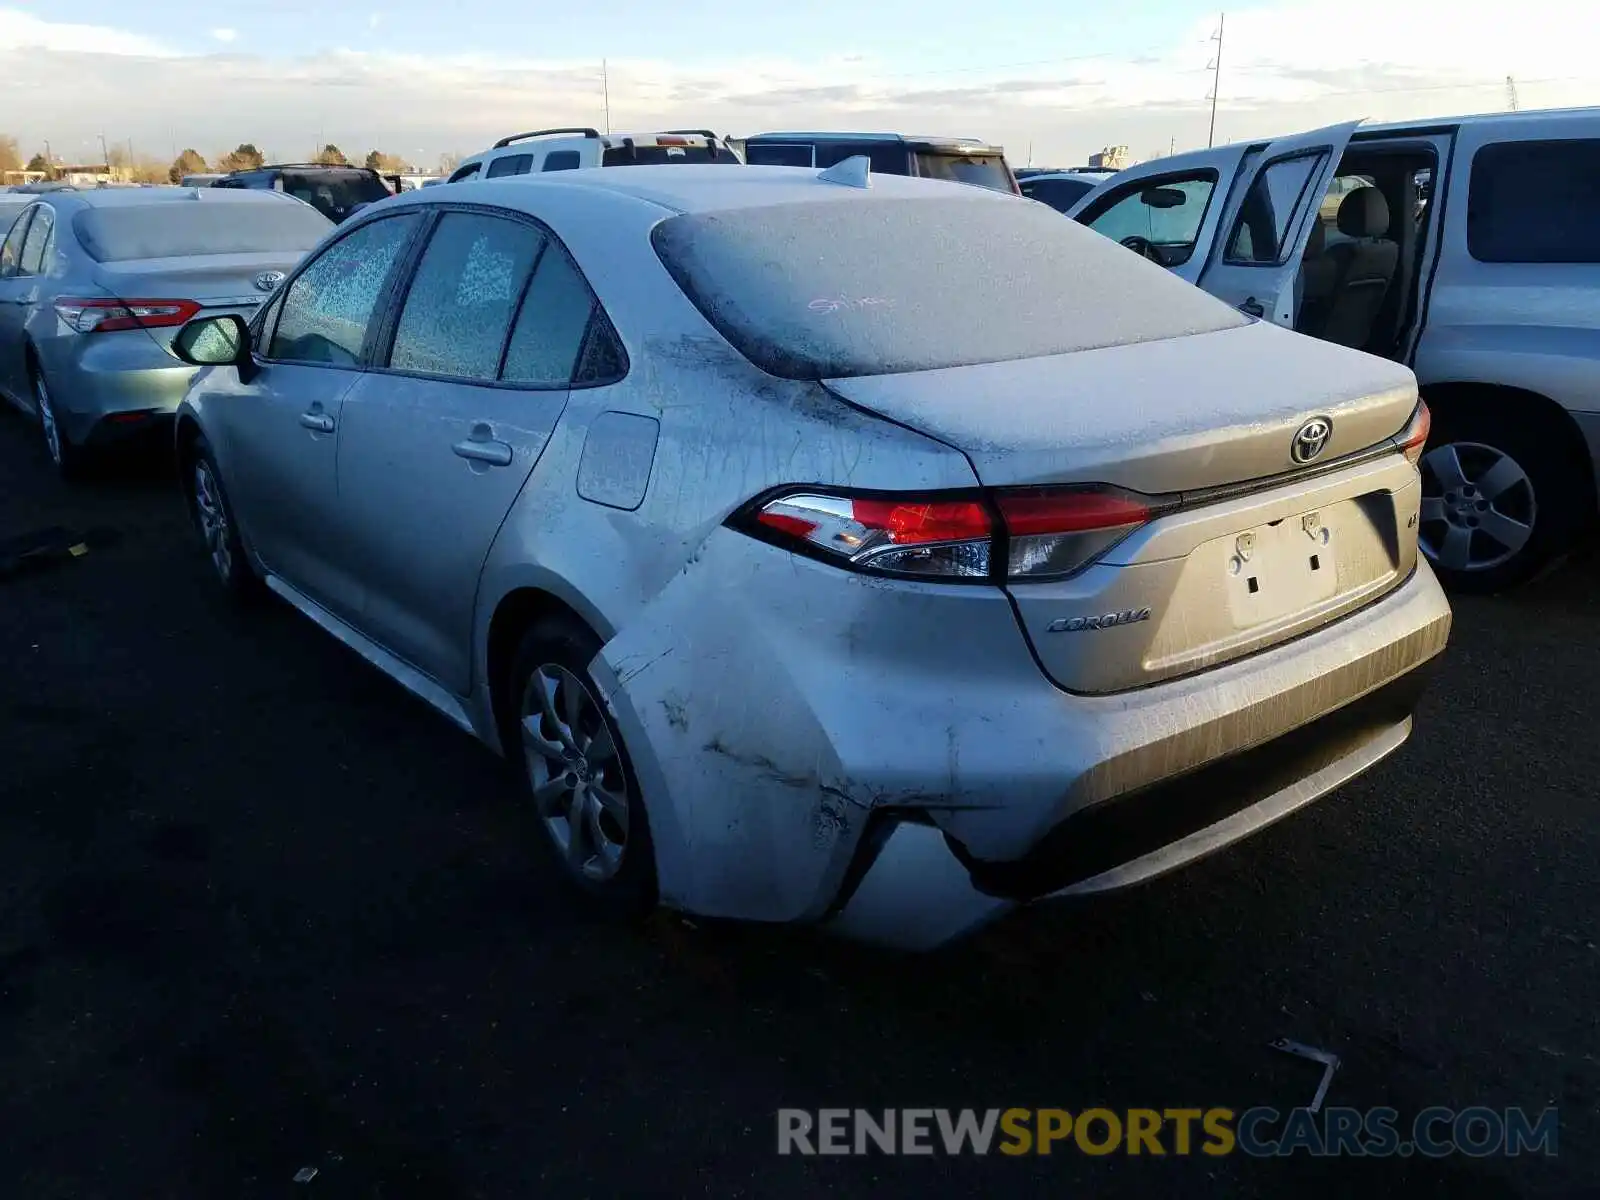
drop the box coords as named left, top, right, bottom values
left=90, top=252, right=299, bottom=350
left=824, top=321, right=1425, bottom=693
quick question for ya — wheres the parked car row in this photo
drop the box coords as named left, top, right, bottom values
left=1, top=105, right=1588, bottom=947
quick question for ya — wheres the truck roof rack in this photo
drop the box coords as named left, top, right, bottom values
left=492, top=127, right=603, bottom=149
left=661, top=129, right=721, bottom=141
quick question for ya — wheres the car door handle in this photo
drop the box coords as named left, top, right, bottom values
left=1239, top=297, right=1266, bottom=317
left=452, top=438, right=513, bottom=467
left=298, top=411, right=335, bottom=433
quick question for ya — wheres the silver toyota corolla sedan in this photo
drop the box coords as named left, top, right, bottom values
left=0, top=186, right=332, bottom=475
left=168, top=163, right=1452, bottom=950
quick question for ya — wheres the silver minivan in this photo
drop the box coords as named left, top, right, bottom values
left=1067, top=107, right=1600, bottom=591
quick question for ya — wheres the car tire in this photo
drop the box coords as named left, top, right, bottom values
left=31, top=362, right=86, bottom=480
left=1418, top=399, right=1587, bottom=594
left=187, top=436, right=260, bottom=602
left=505, top=616, right=659, bottom=920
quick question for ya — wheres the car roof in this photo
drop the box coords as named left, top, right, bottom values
left=1356, top=103, right=1600, bottom=137
left=396, top=162, right=1017, bottom=218
left=63, top=187, right=308, bottom=210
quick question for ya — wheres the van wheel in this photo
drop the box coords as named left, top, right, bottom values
left=506, top=616, right=659, bottom=919
left=1418, top=403, right=1582, bottom=593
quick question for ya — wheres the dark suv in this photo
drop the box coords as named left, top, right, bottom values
left=211, top=164, right=395, bottom=223
left=741, top=133, right=1020, bottom=194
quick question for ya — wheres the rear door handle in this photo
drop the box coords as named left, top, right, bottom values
left=452, top=438, right=513, bottom=467
left=298, top=411, right=335, bottom=433
left=1239, top=297, right=1266, bottom=317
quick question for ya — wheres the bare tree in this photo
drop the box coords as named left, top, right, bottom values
left=315, top=143, right=349, bottom=166
left=364, top=149, right=406, bottom=173
left=0, top=134, right=25, bottom=175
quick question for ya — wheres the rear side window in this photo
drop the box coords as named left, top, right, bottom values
left=1225, top=153, right=1325, bottom=264
left=18, top=206, right=53, bottom=274
left=486, top=154, right=533, bottom=178
left=543, top=151, right=580, bottom=172
left=501, top=245, right=601, bottom=385
left=74, top=201, right=332, bottom=262
left=448, top=163, right=482, bottom=183
left=816, top=143, right=909, bottom=175
left=746, top=144, right=814, bottom=167
left=279, top=170, right=390, bottom=221
left=388, top=213, right=545, bottom=380
left=1468, top=139, right=1600, bottom=263
left=1020, top=176, right=1096, bottom=212
left=0, top=208, right=31, bottom=275
left=269, top=214, right=419, bottom=366
left=652, top=196, right=1246, bottom=380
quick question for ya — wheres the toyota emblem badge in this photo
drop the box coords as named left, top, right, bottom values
left=1290, top=416, right=1333, bottom=464
left=254, top=270, right=286, bottom=293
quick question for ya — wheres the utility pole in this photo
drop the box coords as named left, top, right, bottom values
left=98, top=132, right=110, bottom=170
left=602, top=60, right=611, bottom=135
left=1026, top=140, right=1033, bottom=166
left=1206, top=13, right=1225, bottom=149
left=1506, top=75, right=1520, bottom=111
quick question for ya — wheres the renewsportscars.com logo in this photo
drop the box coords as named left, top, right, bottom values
left=777, top=1107, right=1559, bottom=1158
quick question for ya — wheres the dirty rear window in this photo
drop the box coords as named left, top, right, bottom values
left=74, top=202, right=333, bottom=263
left=651, top=196, right=1248, bottom=380
left=912, top=151, right=1016, bottom=194
left=602, top=145, right=740, bottom=167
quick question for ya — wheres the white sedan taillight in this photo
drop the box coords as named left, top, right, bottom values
left=732, top=485, right=1163, bottom=582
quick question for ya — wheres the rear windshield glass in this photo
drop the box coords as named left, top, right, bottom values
left=652, top=197, right=1247, bottom=379
left=912, top=152, right=1016, bottom=194
left=279, top=169, right=392, bottom=219
left=74, top=202, right=332, bottom=263
left=602, top=145, right=741, bottom=167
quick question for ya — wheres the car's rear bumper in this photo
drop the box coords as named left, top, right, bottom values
left=35, top=332, right=195, bottom=446
left=594, top=528, right=1451, bottom=947
left=826, top=667, right=1426, bottom=949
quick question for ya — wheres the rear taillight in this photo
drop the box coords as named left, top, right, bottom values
left=53, top=297, right=202, bottom=334
left=1397, top=399, right=1431, bottom=466
left=735, top=485, right=1160, bottom=582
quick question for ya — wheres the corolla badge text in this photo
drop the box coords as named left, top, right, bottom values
left=1047, top=607, right=1152, bottom=633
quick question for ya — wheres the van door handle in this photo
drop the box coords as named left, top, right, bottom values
left=1239, top=297, right=1266, bottom=317
left=452, top=438, right=513, bottom=467
left=298, top=410, right=335, bottom=432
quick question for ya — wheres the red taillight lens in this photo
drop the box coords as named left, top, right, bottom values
left=995, top=487, right=1153, bottom=579
left=751, top=493, right=994, bottom=579
left=1397, top=399, right=1431, bottom=466
left=53, top=297, right=202, bottom=335
left=738, top=485, right=1157, bottom=581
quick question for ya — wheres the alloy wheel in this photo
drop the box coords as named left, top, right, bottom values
left=519, top=663, right=630, bottom=882
left=192, top=460, right=234, bottom=581
left=1419, top=440, right=1536, bottom=573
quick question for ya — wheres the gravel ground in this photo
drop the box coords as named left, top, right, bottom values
left=1, top=412, right=1596, bottom=1199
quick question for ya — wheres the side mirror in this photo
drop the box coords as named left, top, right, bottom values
left=1140, top=186, right=1187, bottom=210
left=173, top=313, right=258, bottom=382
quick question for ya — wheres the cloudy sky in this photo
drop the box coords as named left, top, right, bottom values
left=1, top=0, right=1593, bottom=169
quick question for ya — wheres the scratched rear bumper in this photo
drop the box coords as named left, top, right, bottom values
left=591, top=528, right=1450, bottom=946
